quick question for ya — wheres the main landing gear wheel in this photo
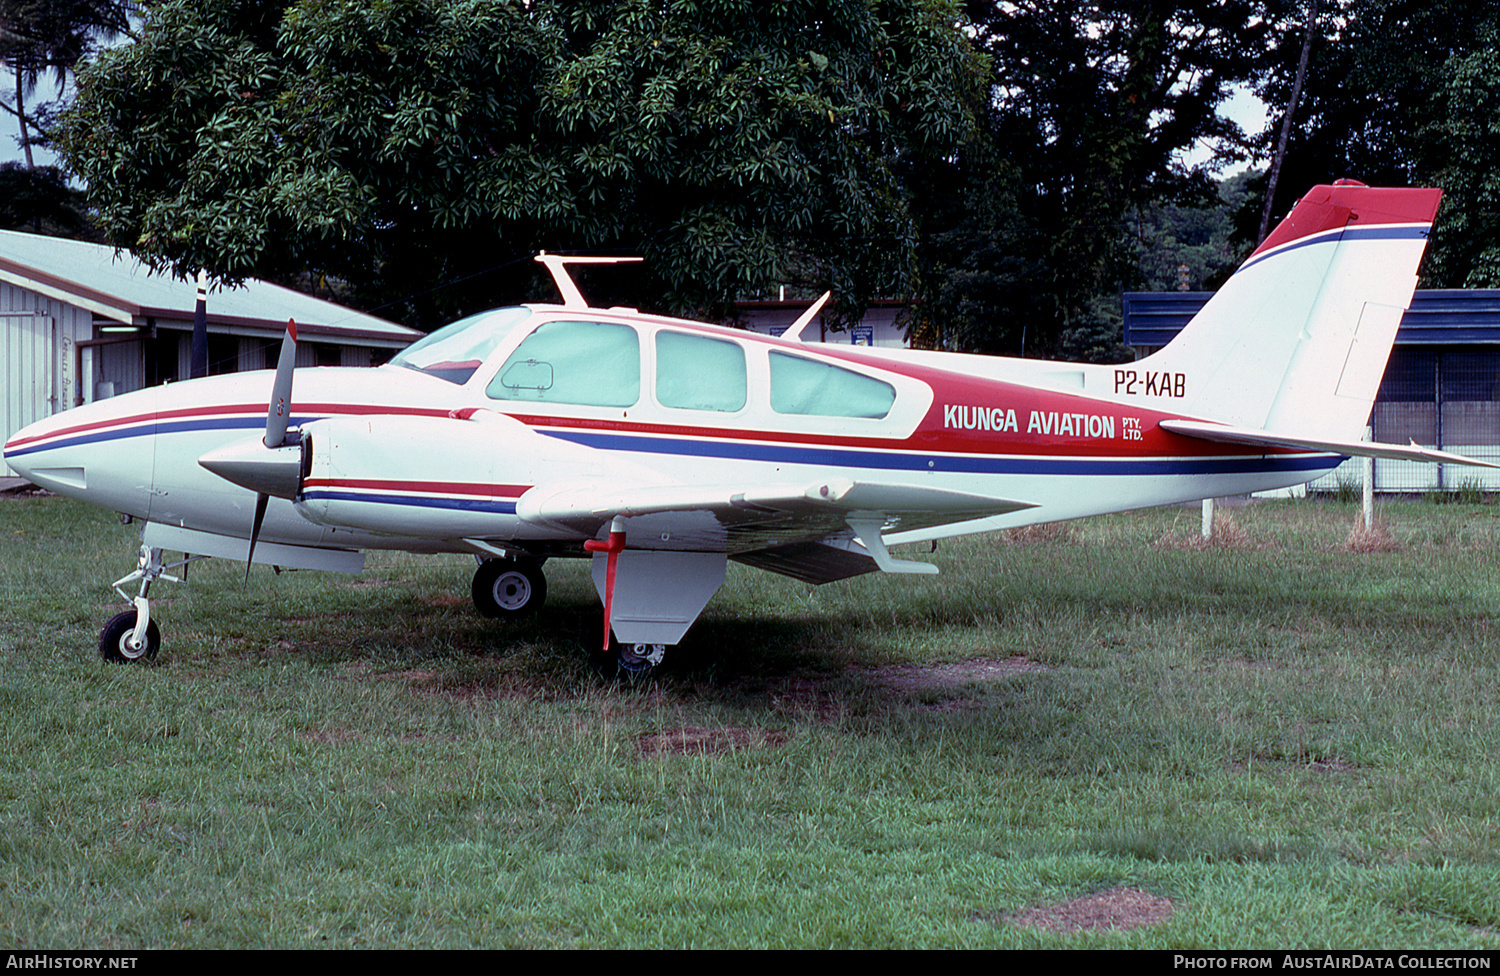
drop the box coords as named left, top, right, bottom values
left=99, top=610, right=161, bottom=664
left=617, top=642, right=667, bottom=673
left=589, top=641, right=668, bottom=680
left=471, top=557, right=546, bottom=618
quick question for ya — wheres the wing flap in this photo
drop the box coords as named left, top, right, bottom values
left=732, top=539, right=879, bottom=585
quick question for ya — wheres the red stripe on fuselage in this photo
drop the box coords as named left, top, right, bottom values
left=6, top=401, right=455, bottom=450
left=302, top=477, right=530, bottom=497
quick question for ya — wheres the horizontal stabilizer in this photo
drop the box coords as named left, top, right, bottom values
left=1159, top=419, right=1500, bottom=469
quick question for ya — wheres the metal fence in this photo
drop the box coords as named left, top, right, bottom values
left=1123, top=291, right=1500, bottom=495
left=1310, top=346, right=1500, bottom=492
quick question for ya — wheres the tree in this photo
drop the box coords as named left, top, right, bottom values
left=55, top=0, right=982, bottom=328
left=1132, top=169, right=1257, bottom=293
left=0, top=160, right=95, bottom=235
left=1242, top=0, right=1500, bottom=288
left=910, top=1, right=1269, bottom=358
left=1429, top=27, right=1500, bottom=288
left=1, top=0, right=134, bottom=169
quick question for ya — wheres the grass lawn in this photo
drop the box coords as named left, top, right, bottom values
left=1, top=493, right=1497, bottom=948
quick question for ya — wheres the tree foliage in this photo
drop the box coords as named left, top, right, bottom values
left=0, top=161, right=95, bottom=235
left=1247, top=0, right=1500, bottom=286
left=56, top=0, right=982, bottom=328
left=1, top=0, right=133, bottom=168
left=910, top=0, right=1268, bottom=358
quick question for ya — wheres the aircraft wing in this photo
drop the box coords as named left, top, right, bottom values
left=516, top=477, right=1036, bottom=574
left=1158, top=419, right=1500, bottom=468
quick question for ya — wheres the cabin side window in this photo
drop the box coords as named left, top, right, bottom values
left=486, top=320, right=640, bottom=407
left=655, top=331, right=747, bottom=412
left=768, top=351, right=896, bottom=419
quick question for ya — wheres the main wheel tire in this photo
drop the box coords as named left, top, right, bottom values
left=471, top=558, right=546, bottom=618
left=616, top=642, right=667, bottom=673
left=590, top=641, right=666, bottom=681
left=99, top=610, right=161, bottom=664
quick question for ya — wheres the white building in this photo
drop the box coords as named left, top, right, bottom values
left=735, top=298, right=909, bottom=347
left=1, top=230, right=421, bottom=475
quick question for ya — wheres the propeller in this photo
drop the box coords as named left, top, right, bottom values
left=246, top=318, right=299, bottom=579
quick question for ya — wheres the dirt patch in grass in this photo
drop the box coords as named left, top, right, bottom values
left=419, top=593, right=472, bottom=608
left=637, top=725, right=786, bottom=757
left=1227, top=754, right=1357, bottom=775
left=389, top=667, right=534, bottom=700
left=1005, top=885, right=1174, bottom=933
left=767, top=675, right=848, bottom=724
left=868, top=655, right=1048, bottom=693
left=297, top=728, right=364, bottom=745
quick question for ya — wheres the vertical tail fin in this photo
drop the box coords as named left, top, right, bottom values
left=1141, top=182, right=1442, bottom=441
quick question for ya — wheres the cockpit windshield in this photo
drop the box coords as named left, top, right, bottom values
left=388, top=307, right=533, bottom=384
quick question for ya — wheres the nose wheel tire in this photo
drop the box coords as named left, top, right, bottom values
left=472, top=558, right=547, bottom=618
left=99, top=610, right=161, bottom=664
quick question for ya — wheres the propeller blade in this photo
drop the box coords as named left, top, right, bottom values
left=582, top=517, right=627, bottom=653
left=246, top=491, right=269, bottom=583
left=264, top=318, right=298, bottom=449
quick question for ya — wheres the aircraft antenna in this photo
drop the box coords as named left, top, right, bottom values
left=786, top=291, right=832, bottom=343
left=535, top=252, right=643, bottom=309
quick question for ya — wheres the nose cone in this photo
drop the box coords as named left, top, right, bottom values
left=2, top=387, right=159, bottom=517
left=4, top=413, right=86, bottom=489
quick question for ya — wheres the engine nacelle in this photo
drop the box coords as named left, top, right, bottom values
left=292, top=410, right=610, bottom=541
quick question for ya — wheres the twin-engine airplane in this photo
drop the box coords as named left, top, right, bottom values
left=5, top=182, right=1490, bottom=672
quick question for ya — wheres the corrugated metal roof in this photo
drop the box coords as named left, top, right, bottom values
left=0, top=229, right=421, bottom=346
left=1124, top=290, right=1500, bottom=348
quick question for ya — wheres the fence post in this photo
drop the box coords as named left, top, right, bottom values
left=1363, top=425, right=1374, bottom=530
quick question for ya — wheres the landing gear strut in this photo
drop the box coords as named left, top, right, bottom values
left=100, top=544, right=202, bottom=664
left=471, top=556, right=547, bottom=618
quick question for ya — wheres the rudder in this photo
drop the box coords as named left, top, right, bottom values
left=1137, top=182, right=1442, bottom=441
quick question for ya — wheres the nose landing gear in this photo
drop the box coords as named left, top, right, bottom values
left=99, top=609, right=160, bottom=663
left=99, top=544, right=206, bottom=664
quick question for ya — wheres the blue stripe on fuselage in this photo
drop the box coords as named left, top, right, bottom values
left=299, top=491, right=519, bottom=514
left=8, top=411, right=1340, bottom=480
left=536, top=428, right=1340, bottom=476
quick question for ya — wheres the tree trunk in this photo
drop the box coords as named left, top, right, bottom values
left=1258, top=0, right=1318, bottom=243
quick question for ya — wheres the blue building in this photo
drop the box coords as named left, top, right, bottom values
left=1123, top=290, right=1500, bottom=492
